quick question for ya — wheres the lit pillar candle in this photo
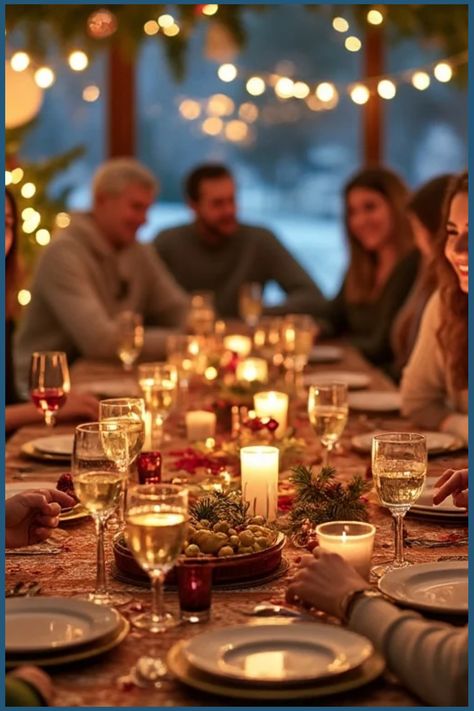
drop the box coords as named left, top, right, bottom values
left=316, top=521, right=376, bottom=579
left=236, top=358, right=268, bottom=384
left=185, top=410, right=217, bottom=441
left=253, top=391, right=289, bottom=438
left=223, top=335, right=252, bottom=358
left=240, top=446, right=279, bottom=520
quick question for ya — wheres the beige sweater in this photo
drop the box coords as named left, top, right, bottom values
left=400, top=291, right=468, bottom=444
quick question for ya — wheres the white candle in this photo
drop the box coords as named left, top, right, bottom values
left=223, top=334, right=252, bottom=358
left=236, top=358, right=268, bottom=384
left=240, top=446, right=279, bottom=521
left=185, top=410, right=216, bottom=441
left=316, top=521, right=376, bottom=580
left=253, top=391, right=289, bottom=439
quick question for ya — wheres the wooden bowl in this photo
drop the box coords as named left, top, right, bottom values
left=113, top=532, right=286, bottom=585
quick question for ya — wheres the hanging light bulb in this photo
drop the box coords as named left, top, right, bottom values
left=34, top=67, right=55, bottom=88
left=68, top=51, right=89, bottom=71
left=345, top=36, right=362, bottom=52
left=332, top=17, right=349, bottom=32
left=246, top=76, right=265, bottom=96
left=217, top=63, right=237, bottom=82
left=367, top=9, right=384, bottom=25
left=11, top=51, right=30, bottom=72
left=315, top=82, right=336, bottom=102
left=434, top=62, right=453, bottom=82
left=411, top=71, right=431, bottom=91
left=350, top=84, right=370, bottom=105
left=377, top=79, right=396, bottom=99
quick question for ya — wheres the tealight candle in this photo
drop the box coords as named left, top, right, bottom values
left=185, top=410, right=216, bottom=441
left=236, top=358, right=268, bottom=384
left=240, top=446, right=279, bottom=520
left=315, top=521, right=376, bottom=580
left=253, top=391, right=289, bottom=439
left=223, top=334, right=252, bottom=358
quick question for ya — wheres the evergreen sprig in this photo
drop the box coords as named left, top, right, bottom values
left=190, top=489, right=250, bottom=527
left=289, top=465, right=370, bottom=532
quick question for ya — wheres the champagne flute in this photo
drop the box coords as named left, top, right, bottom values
left=125, top=484, right=188, bottom=684
left=281, top=314, right=317, bottom=392
left=138, top=363, right=178, bottom=447
left=308, top=383, right=348, bottom=466
left=239, top=282, right=262, bottom=328
left=116, top=310, right=144, bottom=372
left=72, top=422, right=131, bottom=606
left=371, top=433, right=427, bottom=577
left=29, top=351, right=71, bottom=426
left=99, top=398, right=145, bottom=464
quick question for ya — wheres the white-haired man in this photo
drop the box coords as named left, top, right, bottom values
left=15, top=159, right=189, bottom=392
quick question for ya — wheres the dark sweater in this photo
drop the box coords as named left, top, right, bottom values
left=319, top=251, right=420, bottom=370
left=153, top=222, right=325, bottom=318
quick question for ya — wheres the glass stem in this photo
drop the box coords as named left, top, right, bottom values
left=94, top=516, right=108, bottom=596
left=44, top=410, right=55, bottom=427
left=393, top=513, right=406, bottom=566
left=150, top=572, right=165, bottom=622
left=322, top=443, right=331, bottom=467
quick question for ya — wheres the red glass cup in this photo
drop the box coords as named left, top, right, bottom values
left=137, top=451, right=162, bottom=484
left=177, top=560, right=214, bottom=623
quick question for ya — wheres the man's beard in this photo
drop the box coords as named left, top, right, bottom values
left=198, top=216, right=237, bottom=243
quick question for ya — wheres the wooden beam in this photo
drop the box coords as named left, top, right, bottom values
left=363, top=23, right=384, bottom=165
left=107, top=43, right=135, bottom=157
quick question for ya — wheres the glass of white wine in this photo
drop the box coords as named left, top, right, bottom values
left=281, top=315, right=317, bottom=393
left=308, top=383, right=348, bottom=466
left=239, top=282, right=263, bottom=328
left=372, top=433, right=427, bottom=577
left=72, top=422, right=131, bottom=606
left=115, top=310, right=144, bottom=371
left=99, top=398, right=145, bottom=464
left=138, top=363, right=178, bottom=446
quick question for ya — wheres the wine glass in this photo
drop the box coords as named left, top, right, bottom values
left=115, top=310, right=144, bottom=372
left=239, top=282, right=262, bottom=328
left=308, top=383, right=348, bottom=466
left=125, top=484, right=188, bottom=684
left=253, top=317, right=284, bottom=367
left=371, top=433, right=427, bottom=577
left=72, top=422, right=131, bottom=606
left=99, top=398, right=145, bottom=464
left=30, top=351, right=71, bottom=426
left=166, top=334, right=207, bottom=392
left=138, top=363, right=178, bottom=447
left=187, top=291, right=215, bottom=336
left=281, top=314, right=317, bottom=392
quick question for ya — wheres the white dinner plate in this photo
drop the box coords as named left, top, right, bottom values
left=183, top=623, right=373, bottom=684
left=304, top=371, right=371, bottom=390
left=29, top=434, right=74, bottom=456
left=6, top=597, right=121, bottom=653
left=378, top=561, right=468, bottom=615
left=348, top=391, right=401, bottom=412
left=76, top=379, right=140, bottom=398
left=308, top=346, right=343, bottom=364
left=6, top=480, right=58, bottom=498
left=351, top=431, right=459, bottom=456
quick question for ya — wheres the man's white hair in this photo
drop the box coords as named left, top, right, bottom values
left=92, top=158, right=158, bottom=198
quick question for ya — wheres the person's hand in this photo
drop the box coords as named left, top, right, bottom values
left=286, top=551, right=369, bottom=619
left=10, top=666, right=54, bottom=704
left=433, top=468, right=468, bottom=509
left=5, top=489, right=75, bottom=548
left=56, top=390, right=99, bottom=423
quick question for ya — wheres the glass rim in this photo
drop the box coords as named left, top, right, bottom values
left=308, top=382, right=348, bottom=392
left=75, top=421, right=129, bottom=432
left=254, top=390, right=288, bottom=399
left=128, top=482, right=188, bottom=498
left=99, top=397, right=145, bottom=406
left=316, top=520, right=376, bottom=539
left=372, top=432, right=426, bottom=443
left=240, top=445, right=280, bottom=456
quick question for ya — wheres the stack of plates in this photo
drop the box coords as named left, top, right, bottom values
left=409, top=477, right=467, bottom=521
left=21, top=434, right=74, bottom=463
left=308, top=345, right=343, bottom=364
left=6, top=598, right=129, bottom=667
left=351, top=431, right=464, bottom=457
left=167, top=622, right=384, bottom=701
left=303, top=371, right=371, bottom=390
left=5, top=481, right=88, bottom=523
left=379, top=561, right=468, bottom=616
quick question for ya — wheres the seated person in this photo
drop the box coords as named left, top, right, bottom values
left=153, top=163, right=325, bottom=318
left=5, top=189, right=99, bottom=430
left=391, top=174, right=452, bottom=376
left=14, top=159, right=189, bottom=395
left=317, top=167, right=419, bottom=372
left=401, top=172, right=468, bottom=444
left=433, top=467, right=468, bottom=509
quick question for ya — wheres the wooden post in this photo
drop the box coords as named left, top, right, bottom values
left=108, top=43, right=135, bottom=157
left=363, top=23, right=384, bottom=165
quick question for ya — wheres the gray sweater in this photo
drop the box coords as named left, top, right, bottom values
left=153, top=222, right=325, bottom=318
left=15, top=213, right=189, bottom=393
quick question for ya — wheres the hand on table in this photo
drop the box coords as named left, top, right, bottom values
left=10, top=666, right=54, bottom=705
left=5, top=489, right=75, bottom=548
left=433, top=468, right=468, bottom=510
left=286, top=550, right=369, bottom=619
left=56, top=390, right=99, bottom=422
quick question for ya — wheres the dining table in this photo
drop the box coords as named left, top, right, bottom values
left=5, top=342, right=468, bottom=707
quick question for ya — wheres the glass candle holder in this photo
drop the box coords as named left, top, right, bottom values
left=316, top=521, right=376, bottom=580
left=177, top=560, right=214, bottom=623
left=137, top=451, right=162, bottom=484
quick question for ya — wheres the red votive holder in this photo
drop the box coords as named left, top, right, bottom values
left=177, top=560, right=214, bottom=623
left=137, top=451, right=162, bottom=484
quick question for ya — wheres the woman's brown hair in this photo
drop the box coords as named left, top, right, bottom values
left=343, top=167, right=414, bottom=303
left=5, top=188, right=20, bottom=319
left=436, top=171, right=468, bottom=390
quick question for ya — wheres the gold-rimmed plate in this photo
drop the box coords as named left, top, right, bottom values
left=20, top=441, right=71, bottom=463
left=167, top=639, right=385, bottom=700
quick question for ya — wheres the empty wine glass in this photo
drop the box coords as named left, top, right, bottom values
left=308, top=383, right=348, bottom=466
left=72, top=422, right=131, bottom=606
left=30, top=351, right=71, bottom=426
left=138, top=363, right=178, bottom=447
left=281, top=314, right=317, bottom=392
left=116, top=310, right=144, bottom=371
left=371, top=433, right=427, bottom=577
left=239, top=282, right=262, bottom=328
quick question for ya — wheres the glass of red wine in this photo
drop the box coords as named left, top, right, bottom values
left=30, top=351, right=71, bottom=426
